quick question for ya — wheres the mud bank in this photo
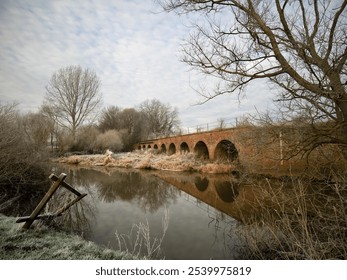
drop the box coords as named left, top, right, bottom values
left=54, top=150, right=238, bottom=174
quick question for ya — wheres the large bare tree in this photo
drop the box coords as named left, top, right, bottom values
left=161, top=0, right=347, bottom=155
left=139, top=99, right=181, bottom=138
left=45, top=65, right=102, bottom=139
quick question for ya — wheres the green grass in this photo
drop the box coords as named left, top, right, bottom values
left=0, top=214, right=136, bottom=260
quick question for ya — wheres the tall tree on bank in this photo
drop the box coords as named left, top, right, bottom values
left=139, top=99, right=180, bottom=139
left=161, top=0, right=347, bottom=155
left=45, top=65, right=102, bottom=139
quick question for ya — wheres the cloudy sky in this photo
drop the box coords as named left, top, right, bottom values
left=0, top=0, right=276, bottom=131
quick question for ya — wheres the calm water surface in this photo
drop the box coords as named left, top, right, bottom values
left=51, top=165, right=247, bottom=259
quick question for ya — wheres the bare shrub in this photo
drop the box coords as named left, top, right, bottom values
left=55, top=130, right=74, bottom=155
left=95, top=129, right=123, bottom=153
left=0, top=104, right=49, bottom=215
left=72, top=125, right=100, bottom=153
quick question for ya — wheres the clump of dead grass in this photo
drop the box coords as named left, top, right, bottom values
left=56, top=150, right=240, bottom=174
left=235, top=173, right=347, bottom=259
left=199, top=163, right=236, bottom=173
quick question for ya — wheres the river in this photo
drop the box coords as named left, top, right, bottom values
left=48, top=164, right=261, bottom=260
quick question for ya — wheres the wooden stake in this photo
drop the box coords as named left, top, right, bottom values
left=49, top=174, right=82, bottom=196
left=22, top=173, right=66, bottom=229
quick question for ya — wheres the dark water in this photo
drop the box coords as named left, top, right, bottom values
left=49, top=166, right=249, bottom=259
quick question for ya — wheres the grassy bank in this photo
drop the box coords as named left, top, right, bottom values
left=0, top=215, right=135, bottom=260
left=54, top=150, right=238, bottom=173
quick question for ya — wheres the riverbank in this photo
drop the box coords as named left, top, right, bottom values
left=0, top=214, right=135, bottom=260
left=54, top=150, right=238, bottom=174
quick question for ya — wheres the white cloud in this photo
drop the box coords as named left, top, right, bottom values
left=0, top=0, right=276, bottom=127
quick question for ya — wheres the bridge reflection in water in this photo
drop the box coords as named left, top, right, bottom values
left=154, top=170, right=299, bottom=225
left=154, top=172, right=245, bottom=222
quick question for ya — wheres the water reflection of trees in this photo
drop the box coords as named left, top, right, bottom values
left=55, top=167, right=179, bottom=213
left=45, top=186, right=95, bottom=235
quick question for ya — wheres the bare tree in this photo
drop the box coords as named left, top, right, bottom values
left=217, top=118, right=226, bottom=129
left=21, top=111, right=52, bottom=151
left=45, top=65, right=102, bottom=139
left=41, top=105, right=59, bottom=152
left=139, top=99, right=181, bottom=138
left=98, top=106, right=145, bottom=151
left=161, top=0, right=347, bottom=155
left=0, top=103, right=48, bottom=195
left=98, top=106, right=122, bottom=132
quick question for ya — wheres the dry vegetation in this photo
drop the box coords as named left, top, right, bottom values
left=235, top=172, right=347, bottom=259
left=0, top=104, right=50, bottom=216
left=55, top=149, right=238, bottom=174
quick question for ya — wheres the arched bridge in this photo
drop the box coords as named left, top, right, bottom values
left=135, top=124, right=327, bottom=174
left=136, top=127, right=249, bottom=162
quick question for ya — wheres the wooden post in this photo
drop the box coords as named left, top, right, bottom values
left=54, top=194, right=87, bottom=215
left=49, top=174, right=82, bottom=196
left=22, top=173, right=67, bottom=229
left=16, top=213, right=63, bottom=223
left=16, top=172, right=87, bottom=229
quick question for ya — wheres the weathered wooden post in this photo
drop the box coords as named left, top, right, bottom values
left=21, top=173, right=67, bottom=229
left=16, top=172, right=87, bottom=229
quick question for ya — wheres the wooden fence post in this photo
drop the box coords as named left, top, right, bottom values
left=22, top=173, right=67, bottom=229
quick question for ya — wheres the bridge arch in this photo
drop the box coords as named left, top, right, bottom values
left=194, top=141, right=209, bottom=159
left=160, top=144, right=166, bottom=154
left=214, top=140, right=238, bottom=161
left=180, top=142, right=190, bottom=153
left=153, top=144, right=158, bottom=150
left=168, top=143, right=176, bottom=155
left=147, top=144, right=151, bottom=149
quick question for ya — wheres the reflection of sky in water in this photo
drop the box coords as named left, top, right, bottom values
left=162, top=194, right=235, bottom=259
left=52, top=166, right=241, bottom=259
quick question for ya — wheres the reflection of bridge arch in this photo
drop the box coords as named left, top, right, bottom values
left=215, top=181, right=239, bottom=203
left=214, top=140, right=238, bottom=162
left=194, top=177, right=209, bottom=192
left=168, top=143, right=176, bottom=155
left=180, top=142, right=190, bottom=153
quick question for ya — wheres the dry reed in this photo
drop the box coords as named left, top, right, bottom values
left=235, top=173, right=347, bottom=259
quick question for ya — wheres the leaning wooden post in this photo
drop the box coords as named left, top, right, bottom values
left=22, top=173, right=67, bottom=229
left=54, top=194, right=87, bottom=216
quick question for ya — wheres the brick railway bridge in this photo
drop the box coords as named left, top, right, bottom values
left=135, top=123, right=335, bottom=174
left=137, top=128, right=245, bottom=161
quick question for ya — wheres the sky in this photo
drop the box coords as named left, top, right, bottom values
left=0, top=0, right=277, bottom=131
